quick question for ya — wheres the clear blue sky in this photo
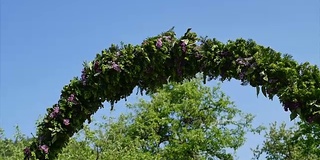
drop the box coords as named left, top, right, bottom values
left=1, top=0, right=319, bottom=159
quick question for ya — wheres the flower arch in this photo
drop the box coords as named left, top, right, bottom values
left=24, top=28, right=320, bottom=159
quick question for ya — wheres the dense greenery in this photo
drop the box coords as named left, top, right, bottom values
left=4, top=78, right=261, bottom=159
left=252, top=121, right=320, bottom=160
left=24, top=28, right=320, bottom=159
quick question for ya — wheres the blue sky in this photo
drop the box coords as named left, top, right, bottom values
left=1, top=0, right=319, bottom=159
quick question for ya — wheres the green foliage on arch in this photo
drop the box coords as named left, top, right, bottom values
left=24, top=28, right=320, bottom=159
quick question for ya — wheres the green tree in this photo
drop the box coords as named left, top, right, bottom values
left=0, top=126, right=31, bottom=159
left=252, top=121, right=320, bottom=160
left=83, top=77, right=261, bottom=160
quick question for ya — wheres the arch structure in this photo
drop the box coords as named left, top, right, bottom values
left=24, top=28, right=320, bottom=159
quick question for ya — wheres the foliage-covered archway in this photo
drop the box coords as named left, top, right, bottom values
left=24, top=28, right=320, bottom=160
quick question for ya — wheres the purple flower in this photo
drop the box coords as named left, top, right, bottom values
left=49, top=112, right=55, bottom=118
left=236, top=58, right=250, bottom=66
left=195, top=53, right=203, bottom=59
left=67, top=94, right=77, bottom=104
left=266, top=87, right=276, bottom=95
left=63, top=119, right=70, bottom=125
left=94, top=61, right=99, bottom=67
left=94, top=61, right=101, bottom=73
left=53, top=105, right=59, bottom=113
left=283, top=101, right=300, bottom=111
left=268, top=79, right=277, bottom=84
left=80, top=69, right=87, bottom=85
left=156, top=38, right=163, bottom=48
left=239, top=72, right=245, bottom=80
left=49, top=105, right=60, bottom=118
left=220, top=51, right=231, bottom=56
left=39, top=145, right=49, bottom=154
left=24, top=147, right=31, bottom=157
left=81, top=69, right=86, bottom=80
left=181, top=41, right=187, bottom=53
left=116, top=51, right=121, bottom=57
left=163, top=36, right=171, bottom=42
left=307, top=116, right=314, bottom=123
left=68, top=94, right=74, bottom=102
left=112, top=62, right=121, bottom=72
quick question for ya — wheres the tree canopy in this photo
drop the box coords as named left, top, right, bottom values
left=24, top=28, right=320, bottom=159
left=252, top=121, right=320, bottom=160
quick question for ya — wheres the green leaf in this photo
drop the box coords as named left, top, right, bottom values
left=261, top=86, right=267, bottom=97
left=263, top=76, right=268, bottom=82
left=256, top=86, right=260, bottom=97
left=246, top=67, right=255, bottom=74
left=167, top=76, right=171, bottom=83
left=296, top=108, right=302, bottom=115
left=52, top=135, right=58, bottom=144
left=290, top=112, right=298, bottom=121
left=88, top=61, right=93, bottom=69
left=181, top=39, right=189, bottom=45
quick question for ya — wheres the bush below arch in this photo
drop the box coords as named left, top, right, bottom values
left=24, top=28, right=320, bottom=160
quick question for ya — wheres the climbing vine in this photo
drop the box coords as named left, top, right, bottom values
left=24, top=28, right=320, bottom=159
